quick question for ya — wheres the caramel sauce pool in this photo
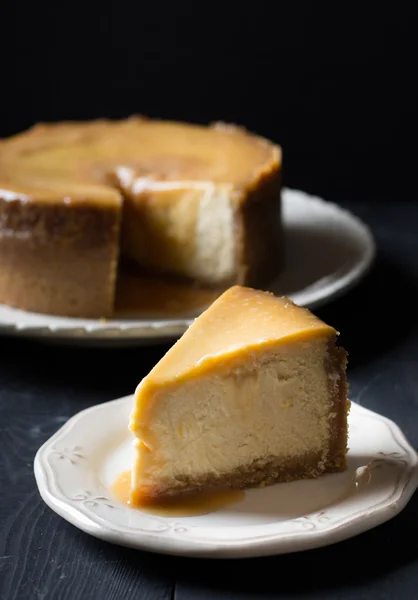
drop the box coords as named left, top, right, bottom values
left=114, top=267, right=222, bottom=318
left=111, top=471, right=245, bottom=517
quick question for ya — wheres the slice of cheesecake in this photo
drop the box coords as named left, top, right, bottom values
left=129, top=286, right=349, bottom=504
left=0, top=118, right=282, bottom=317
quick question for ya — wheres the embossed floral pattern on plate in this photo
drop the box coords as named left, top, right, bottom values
left=34, top=396, right=418, bottom=558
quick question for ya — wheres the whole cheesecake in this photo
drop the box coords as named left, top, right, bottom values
left=0, top=118, right=282, bottom=317
left=129, top=286, right=349, bottom=504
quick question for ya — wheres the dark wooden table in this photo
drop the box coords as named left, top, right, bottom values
left=1, top=200, right=417, bottom=600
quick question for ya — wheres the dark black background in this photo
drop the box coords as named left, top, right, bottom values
left=1, top=3, right=417, bottom=204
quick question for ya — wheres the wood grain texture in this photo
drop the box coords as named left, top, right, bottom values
left=1, top=201, right=418, bottom=600
left=0, top=346, right=175, bottom=600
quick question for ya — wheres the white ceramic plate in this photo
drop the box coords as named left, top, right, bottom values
left=34, top=395, right=418, bottom=559
left=0, top=189, right=375, bottom=346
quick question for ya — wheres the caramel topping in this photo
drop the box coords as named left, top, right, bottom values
left=140, top=285, right=336, bottom=387
left=0, top=118, right=281, bottom=204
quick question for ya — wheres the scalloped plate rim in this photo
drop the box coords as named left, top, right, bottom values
left=34, top=396, right=418, bottom=558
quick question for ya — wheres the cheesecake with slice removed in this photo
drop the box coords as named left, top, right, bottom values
left=0, top=118, right=282, bottom=317
left=129, top=286, right=349, bottom=504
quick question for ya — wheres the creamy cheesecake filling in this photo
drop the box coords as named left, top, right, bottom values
left=130, top=338, right=341, bottom=499
left=192, top=183, right=236, bottom=284
left=118, top=172, right=237, bottom=285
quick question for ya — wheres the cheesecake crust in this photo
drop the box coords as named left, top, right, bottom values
left=326, top=342, right=350, bottom=471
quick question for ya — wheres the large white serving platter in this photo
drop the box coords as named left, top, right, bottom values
left=1, top=188, right=375, bottom=346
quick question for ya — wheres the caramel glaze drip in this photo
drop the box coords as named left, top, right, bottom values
left=111, top=470, right=244, bottom=517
